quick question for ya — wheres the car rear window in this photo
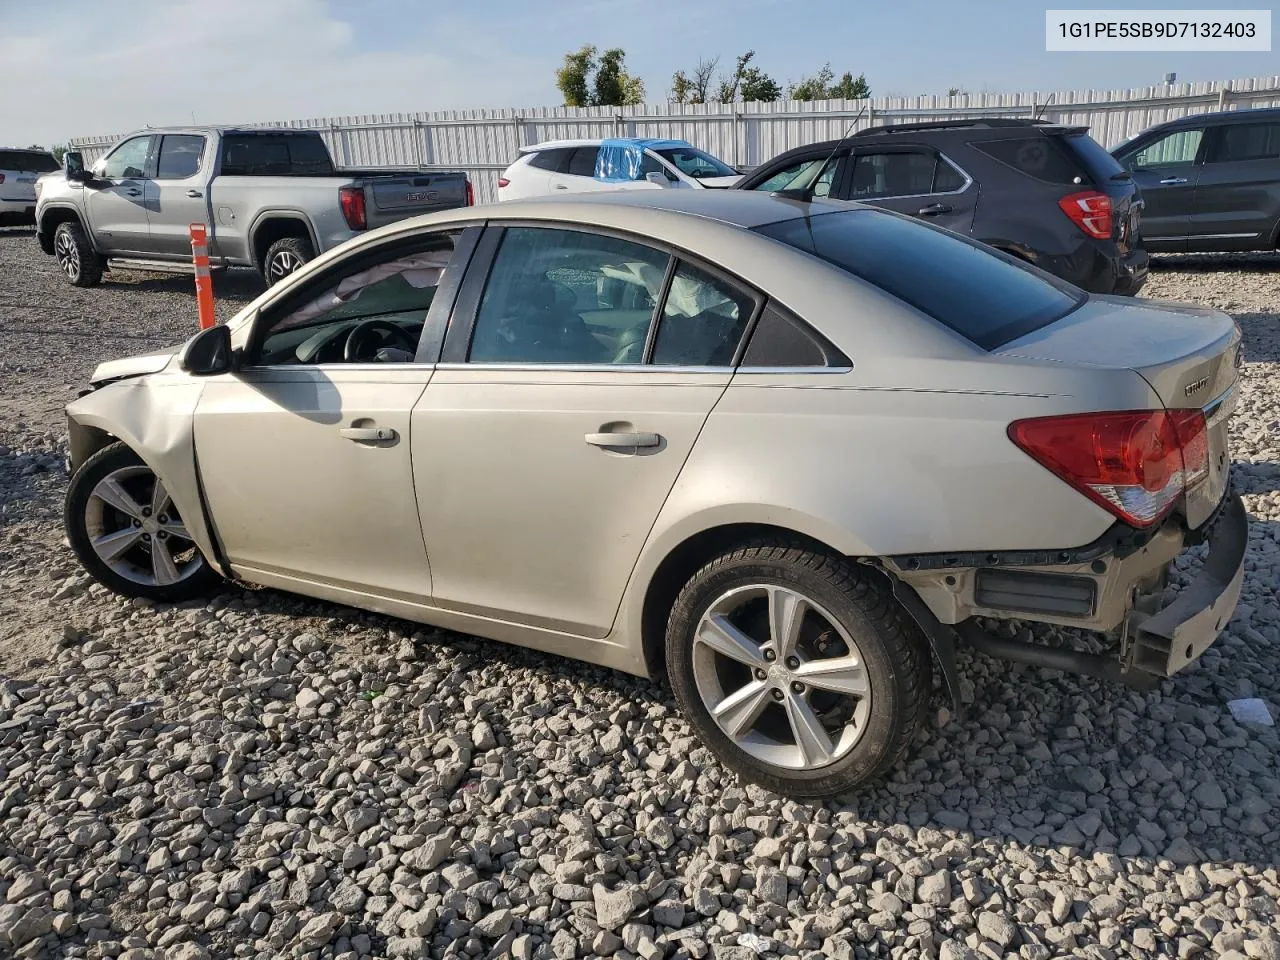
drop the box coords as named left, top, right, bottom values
left=528, top=148, right=571, bottom=171
left=0, top=150, right=59, bottom=172
left=970, top=136, right=1090, bottom=185
left=220, top=134, right=335, bottom=177
left=1060, top=133, right=1129, bottom=181
left=756, top=209, right=1084, bottom=350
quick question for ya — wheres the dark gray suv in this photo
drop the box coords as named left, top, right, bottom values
left=737, top=119, right=1148, bottom=295
left=1113, top=107, right=1280, bottom=253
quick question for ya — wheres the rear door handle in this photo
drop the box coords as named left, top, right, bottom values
left=187, top=189, right=203, bottom=198
left=554, top=185, right=569, bottom=190
left=585, top=431, right=661, bottom=449
left=1159, top=177, right=1189, bottom=185
left=340, top=426, right=397, bottom=443
left=125, top=188, right=141, bottom=197
left=917, top=202, right=952, bottom=216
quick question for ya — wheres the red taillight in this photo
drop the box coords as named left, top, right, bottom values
left=466, top=180, right=475, bottom=205
left=496, top=177, right=510, bottom=189
left=339, top=186, right=366, bottom=230
left=0, top=173, right=5, bottom=184
left=1058, top=191, right=1113, bottom=240
left=1009, top=409, right=1209, bottom=527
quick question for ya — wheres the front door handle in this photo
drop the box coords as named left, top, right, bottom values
left=125, top=188, right=141, bottom=197
left=585, top=431, right=662, bottom=449
left=917, top=202, right=952, bottom=216
left=340, top=426, right=397, bottom=443
left=554, top=184, right=569, bottom=190
left=1159, top=177, right=1189, bottom=185
left=187, top=189, right=203, bottom=198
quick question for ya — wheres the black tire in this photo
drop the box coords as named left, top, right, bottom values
left=65, top=442, right=220, bottom=603
left=665, top=542, right=930, bottom=798
left=53, top=220, right=104, bottom=288
left=262, top=235, right=314, bottom=286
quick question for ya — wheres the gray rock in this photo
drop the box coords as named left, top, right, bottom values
left=474, top=908, right=513, bottom=938
left=297, top=911, right=343, bottom=949
left=594, top=883, right=646, bottom=931
left=1193, top=781, right=1228, bottom=810
left=977, top=911, right=1018, bottom=948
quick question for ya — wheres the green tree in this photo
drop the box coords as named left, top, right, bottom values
left=556, top=44, right=596, bottom=107
left=715, top=51, right=782, bottom=103
left=829, top=72, right=870, bottom=100
left=789, top=65, right=870, bottom=101
left=672, top=56, right=718, bottom=104
left=948, top=86, right=965, bottom=97
left=789, top=64, right=834, bottom=101
left=558, top=45, right=645, bottom=107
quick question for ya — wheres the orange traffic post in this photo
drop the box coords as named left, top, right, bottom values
left=189, top=223, right=216, bottom=330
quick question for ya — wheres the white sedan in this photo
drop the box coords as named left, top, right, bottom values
left=498, top=138, right=741, bottom=200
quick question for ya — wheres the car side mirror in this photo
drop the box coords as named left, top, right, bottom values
left=644, top=172, right=672, bottom=188
left=64, top=150, right=88, bottom=183
left=179, top=324, right=234, bottom=376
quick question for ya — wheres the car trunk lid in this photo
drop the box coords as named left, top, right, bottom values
left=997, top=296, right=1241, bottom=527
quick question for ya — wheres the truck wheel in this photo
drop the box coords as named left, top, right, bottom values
left=665, top=542, right=931, bottom=798
left=54, top=220, right=104, bottom=288
left=263, top=236, right=313, bottom=286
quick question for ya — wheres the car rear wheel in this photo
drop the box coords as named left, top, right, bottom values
left=263, top=236, right=313, bottom=286
left=666, top=543, right=930, bottom=797
left=65, top=443, right=220, bottom=603
left=53, top=220, right=103, bottom=288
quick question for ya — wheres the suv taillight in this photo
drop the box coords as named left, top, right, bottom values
left=339, top=186, right=367, bottom=230
left=1058, top=191, right=1113, bottom=240
left=0, top=173, right=5, bottom=184
left=1009, top=409, right=1208, bottom=527
left=497, top=177, right=510, bottom=189
left=466, top=179, right=475, bottom=205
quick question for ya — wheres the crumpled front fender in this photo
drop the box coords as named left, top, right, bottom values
left=66, top=375, right=227, bottom=577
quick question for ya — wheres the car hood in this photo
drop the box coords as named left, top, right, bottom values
left=90, top=348, right=178, bottom=385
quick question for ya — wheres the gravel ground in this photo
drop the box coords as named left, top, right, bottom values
left=1, top=228, right=1278, bottom=960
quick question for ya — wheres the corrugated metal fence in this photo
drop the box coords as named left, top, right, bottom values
left=68, top=74, right=1280, bottom=204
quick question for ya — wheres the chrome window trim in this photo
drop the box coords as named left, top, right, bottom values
left=435, top=362, right=853, bottom=375
left=847, top=149, right=973, bottom=203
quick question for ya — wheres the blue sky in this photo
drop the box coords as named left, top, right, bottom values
left=1, top=0, right=1276, bottom=145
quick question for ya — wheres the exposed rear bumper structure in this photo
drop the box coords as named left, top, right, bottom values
left=1126, top=494, right=1247, bottom=678
left=891, top=493, right=1248, bottom=693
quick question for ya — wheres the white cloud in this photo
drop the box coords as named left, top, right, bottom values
left=0, top=0, right=553, bottom=145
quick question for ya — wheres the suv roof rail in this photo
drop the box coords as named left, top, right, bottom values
left=855, top=118, right=1052, bottom=136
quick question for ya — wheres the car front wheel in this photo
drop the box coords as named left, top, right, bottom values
left=53, top=220, right=104, bottom=288
left=666, top=543, right=930, bottom=798
left=65, top=442, right=220, bottom=603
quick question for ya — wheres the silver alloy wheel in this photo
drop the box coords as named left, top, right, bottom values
left=692, top=584, right=873, bottom=770
left=268, top=250, right=302, bottom=281
left=83, top=465, right=204, bottom=587
left=55, top=229, right=80, bottom=281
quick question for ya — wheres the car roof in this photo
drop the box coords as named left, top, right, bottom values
left=521, top=139, right=605, bottom=153
left=759, top=121, right=1086, bottom=164
left=1158, top=106, right=1280, bottom=128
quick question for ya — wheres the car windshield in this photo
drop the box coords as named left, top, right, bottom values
left=655, top=146, right=737, bottom=178
left=756, top=209, right=1085, bottom=350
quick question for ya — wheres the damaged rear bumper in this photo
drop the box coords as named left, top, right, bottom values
left=889, top=493, right=1248, bottom=688
left=1126, top=494, right=1247, bottom=678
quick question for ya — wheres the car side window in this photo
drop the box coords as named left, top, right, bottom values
left=1128, top=129, right=1204, bottom=169
left=155, top=135, right=206, bottom=180
left=640, top=152, right=669, bottom=178
left=469, top=228, right=670, bottom=365
left=651, top=262, right=756, bottom=366
left=1208, top=123, right=1280, bottom=163
left=750, top=157, right=825, bottom=192
left=253, top=233, right=459, bottom=366
left=99, top=136, right=152, bottom=179
left=848, top=151, right=938, bottom=199
left=528, top=149, right=569, bottom=171
left=741, top=302, right=849, bottom=368
left=567, top=147, right=600, bottom=177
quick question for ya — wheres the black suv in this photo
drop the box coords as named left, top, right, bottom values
left=1112, top=107, right=1280, bottom=254
left=736, top=119, right=1148, bottom=295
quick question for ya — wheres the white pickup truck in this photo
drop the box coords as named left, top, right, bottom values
left=35, top=126, right=471, bottom=287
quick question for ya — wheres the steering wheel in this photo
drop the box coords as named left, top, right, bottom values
left=343, top=319, right=417, bottom=363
